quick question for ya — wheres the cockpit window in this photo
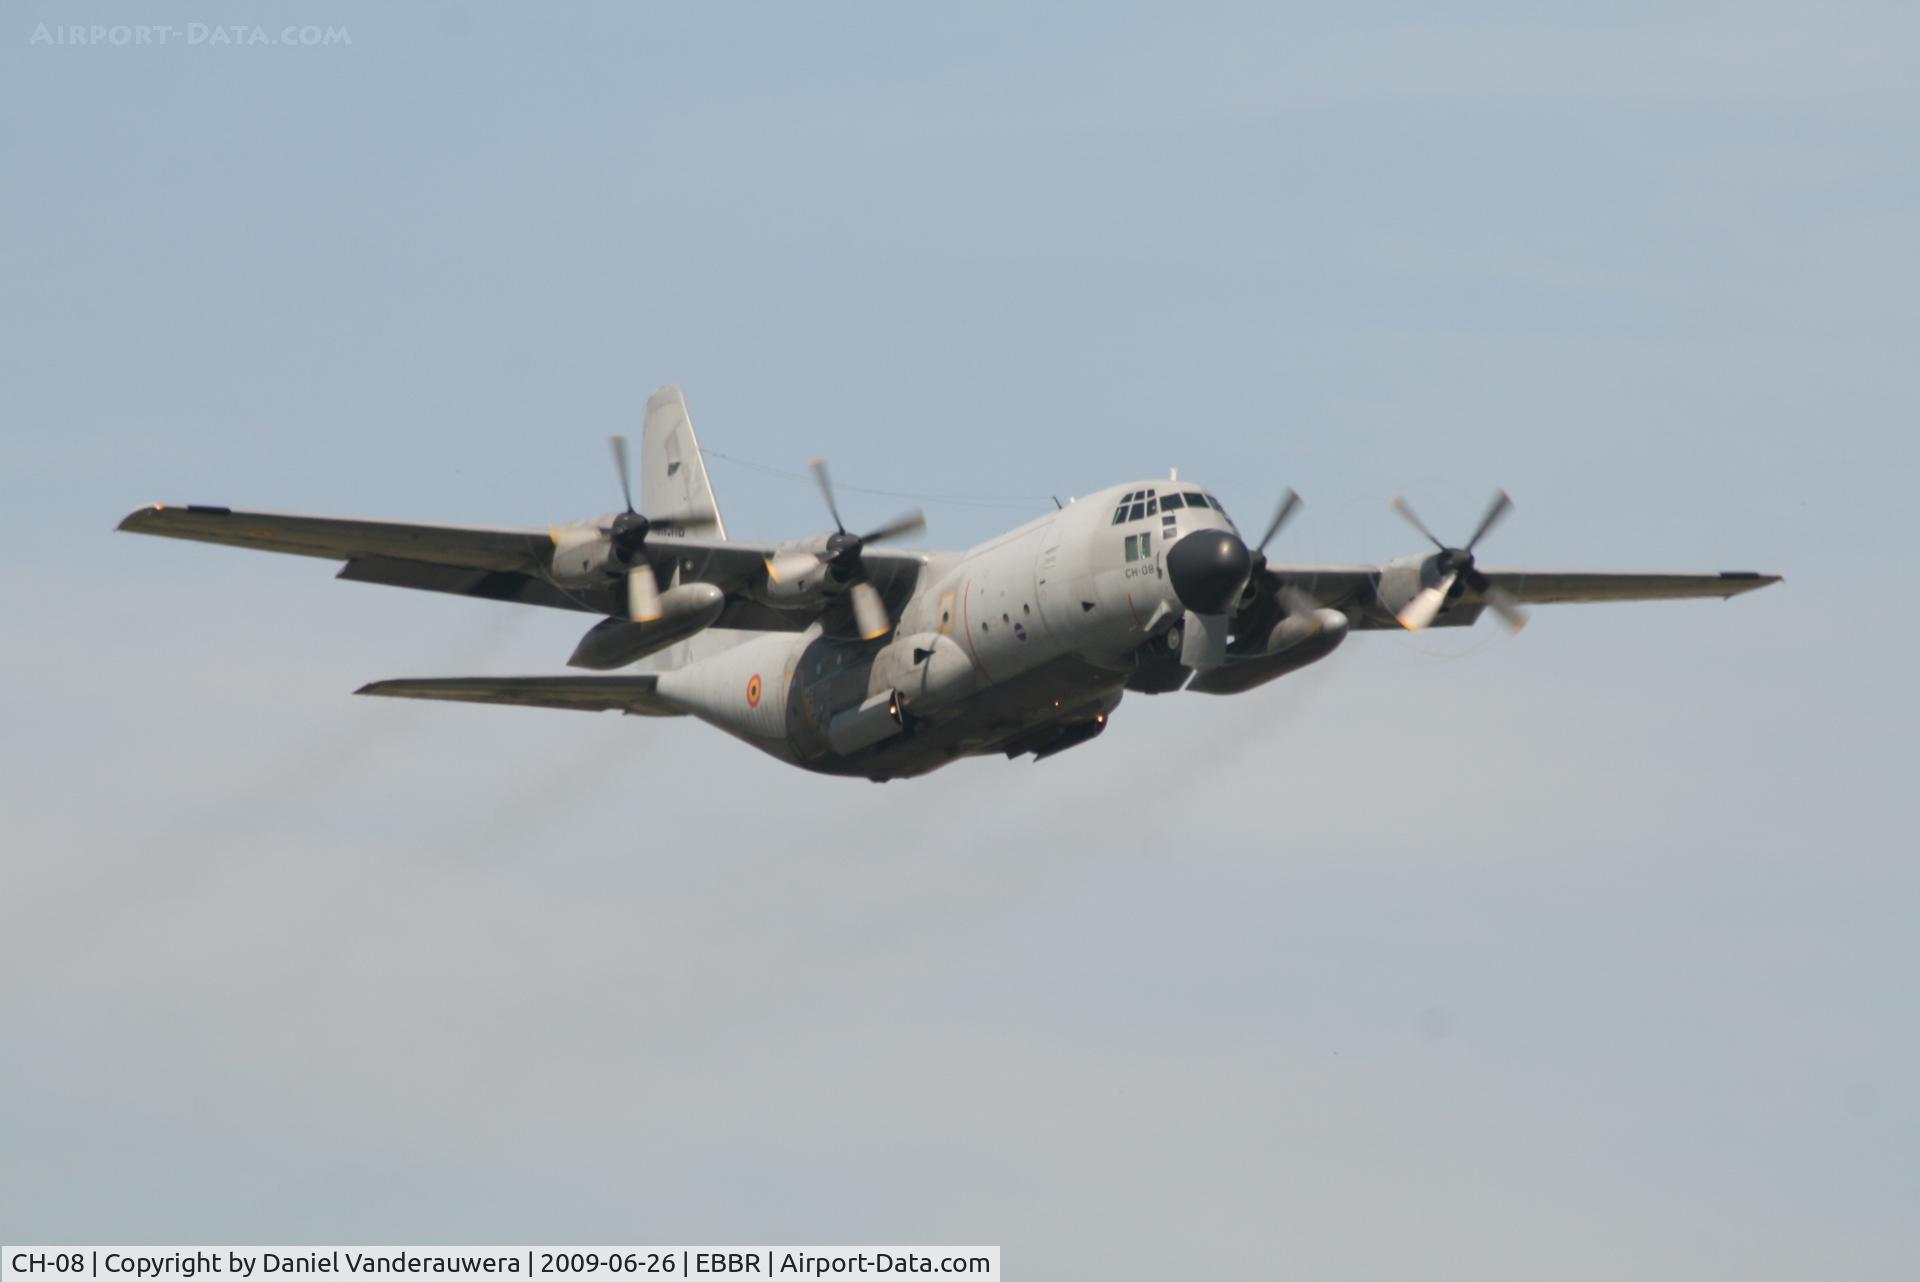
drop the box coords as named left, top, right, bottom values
left=1160, top=492, right=1185, bottom=511
left=1206, top=495, right=1227, bottom=513
left=1183, top=491, right=1207, bottom=510
left=1113, top=487, right=1171, bottom=524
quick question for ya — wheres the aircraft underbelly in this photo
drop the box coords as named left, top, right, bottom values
left=814, top=653, right=1126, bottom=780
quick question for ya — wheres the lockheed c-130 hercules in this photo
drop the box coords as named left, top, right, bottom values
left=119, top=385, right=1780, bottom=781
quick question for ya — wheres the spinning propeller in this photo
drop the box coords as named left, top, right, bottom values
left=1388, top=490, right=1530, bottom=633
left=765, top=459, right=925, bottom=641
left=1249, top=488, right=1302, bottom=578
left=607, top=434, right=662, bottom=623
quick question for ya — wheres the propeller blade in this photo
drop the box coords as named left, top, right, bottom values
left=1179, top=611, right=1231, bottom=671
left=610, top=435, right=636, bottom=513
left=1256, top=489, right=1302, bottom=555
left=1390, top=496, right=1447, bottom=551
left=764, top=551, right=822, bottom=585
left=809, top=459, right=847, bottom=533
left=1396, top=572, right=1458, bottom=632
left=860, top=509, right=926, bottom=545
left=849, top=581, right=892, bottom=641
left=627, top=563, right=662, bottom=623
left=1464, top=490, right=1513, bottom=553
left=1482, top=583, right=1530, bottom=633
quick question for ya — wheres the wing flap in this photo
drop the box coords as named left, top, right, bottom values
left=336, top=556, right=611, bottom=614
left=355, top=675, right=682, bottom=717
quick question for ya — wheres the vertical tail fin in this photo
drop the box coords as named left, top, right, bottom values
left=642, top=385, right=727, bottom=539
left=635, top=385, right=746, bottom=674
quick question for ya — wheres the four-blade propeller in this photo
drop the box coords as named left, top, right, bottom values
left=1388, top=490, right=1529, bottom=633
left=766, top=459, right=926, bottom=641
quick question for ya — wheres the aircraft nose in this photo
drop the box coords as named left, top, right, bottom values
left=1166, top=528, right=1252, bottom=615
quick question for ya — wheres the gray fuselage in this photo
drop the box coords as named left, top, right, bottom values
left=648, top=480, right=1236, bottom=779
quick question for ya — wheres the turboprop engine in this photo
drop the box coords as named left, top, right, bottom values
left=549, top=521, right=628, bottom=582
left=757, top=460, right=925, bottom=641
left=547, top=436, right=701, bottom=626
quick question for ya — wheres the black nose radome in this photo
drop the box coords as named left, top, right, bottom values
left=1166, top=528, right=1252, bottom=614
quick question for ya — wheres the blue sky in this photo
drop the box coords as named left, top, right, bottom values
left=2, top=3, right=1915, bottom=1276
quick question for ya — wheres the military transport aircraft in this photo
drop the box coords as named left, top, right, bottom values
left=119, top=386, right=1780, bottom=781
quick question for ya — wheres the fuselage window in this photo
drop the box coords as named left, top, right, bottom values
left=1124, top=534, right=1139, bottom=562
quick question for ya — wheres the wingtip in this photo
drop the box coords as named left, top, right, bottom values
left=1719, top=570, right=1785, bottom=596
left=115, top=503, right=163, bottom=532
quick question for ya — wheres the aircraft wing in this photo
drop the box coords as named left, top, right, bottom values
left=356, top=675, right=681, bottom=716
left=1256, top=563, right=1780, bottom=630
left=117, top=503, right=928, bottom=627
left=116, top=503, right=550, bottom=567
left=1475, top=569, right=1782, bottom=604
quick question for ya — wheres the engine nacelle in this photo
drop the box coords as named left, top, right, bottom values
left=869, top=632, right=979, bottom=713
left=567, top=582, right=726, bottom=670
left=1373, top=554, right=1458, bottom=621
left=761, top=563, right=836, bottom=608
left=549, top=524, right=621, bottom=584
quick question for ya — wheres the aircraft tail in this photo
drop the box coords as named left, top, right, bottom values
left=635, top=385, right=752, bottom=674
left=642, top=385, right=727, bottom=538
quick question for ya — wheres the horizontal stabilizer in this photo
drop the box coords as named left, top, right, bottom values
left=355, top=675, right=682, bottom=717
